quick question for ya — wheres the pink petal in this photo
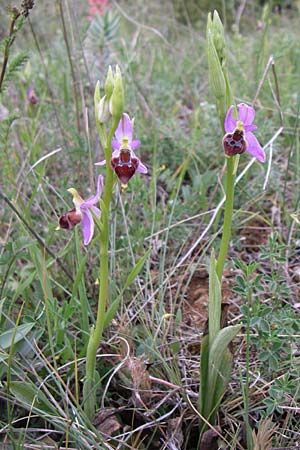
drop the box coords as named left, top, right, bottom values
left=81, top=209, right=94, bottom=245
left=245, top=132, right=266, bottom=162
left=81, top=174, right=104, bottom=207
left=111, top=149, right=120, bottom=159
left=112, top=139, right=121, bottom=150
left=238, top=103, right=255, bottom=126
left=244, top=124, right=257, bottom=132
left=95, top=174, right=104, bottom=197
left=95, top=159, right=106, bottom=166
left=137, top=160, right=148, bottom=174
left=115, top=113, right=133, bottom=142
left=90, top=205, right=101, bottom=217
left=224, top=105, right=237, bottom=133
left=131, top=140, right=141, bottom=150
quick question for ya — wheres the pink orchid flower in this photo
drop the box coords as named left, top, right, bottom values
left=59, top=175, right=104, bottom=245
left=95, top=113, right=147, bottom=185
left=223, top=103, right=265, bottom=162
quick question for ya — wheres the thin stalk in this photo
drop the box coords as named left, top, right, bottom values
left=244, top=276, right=253, bottom=450
left=74, top=228, right=89, bottom=345
left=84, top=121, right=117, bottom=419
left=216, top=157, right=235, bottom=280
left=0, top=13, right=20, bottom=92
left=57, top=0, right=81, bottom=133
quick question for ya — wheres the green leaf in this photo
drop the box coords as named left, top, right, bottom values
left=123, top=247, right=151, bottom=290
left=211, top=348, right=233, bottom=421
left=103, top=296, right=121, bottom=330
left=0, top=323, right=35, bottom=350
left=10, top=381, right=58, bottom=415
left=71, top=252, right=88, bottom=299
left=202, top=324, right=241, bottom=420
left=0, top=298, right=5, bottom=317
left=198, top=333, right=209, bottom=431
left=208, top=250, right=221, bottom=347
left=104, top=248, right=151, bottom=330
left=1, top=52, right=29, bottom=92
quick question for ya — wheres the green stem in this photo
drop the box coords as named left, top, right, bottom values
left=74, top=228, right=89, bottom=346
left=216, top=157, right=235, bottom=281
left=244, top=278, right=253, bottom=450
left=84, top=121, right=118, bottom=419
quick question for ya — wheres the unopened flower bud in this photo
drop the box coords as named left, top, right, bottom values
left=110, top=65, right=124, bottom=122
left=207, top=31, right=226, bottom=102
left=98, top=95, right=110, bottom=123
left=211, top=10, right=226, bottom=65
left=104, top=65, right=114, bottom=99
left=94, top=80, right=101, bottom=123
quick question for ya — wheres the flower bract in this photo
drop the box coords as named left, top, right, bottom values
left=59, top=174, right=104, bottom=245
left=223, top=103, right=265, bottom=162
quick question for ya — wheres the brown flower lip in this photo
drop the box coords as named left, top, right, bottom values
left=59, top=208, right=82, bottom=230
left=111, top=148, right=139, bottom=185
left=222, top=128, right=247, bottom=157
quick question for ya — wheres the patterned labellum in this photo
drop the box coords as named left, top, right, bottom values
left=59, top=208, right=82, bottom=230
left=222, top=128, right=247, bottom=157
left=111, top=149, right=139, bottom=185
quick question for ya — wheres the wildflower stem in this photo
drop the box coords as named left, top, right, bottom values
left=0, top=13, right=20, bottom=93
left=74, top=227, right=89, bottom=344
left=84, top=121, right=118, bottom=419
left=216, top=157, right=235, bottom=280
left=244, top=274, right=254, bottom=450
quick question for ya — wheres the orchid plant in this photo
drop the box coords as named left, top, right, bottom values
left=58, top=66, right=147, bottom=420
left=198, top=12, right=265, bottom=448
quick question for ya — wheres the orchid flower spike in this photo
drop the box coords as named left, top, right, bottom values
left=59, top=174, right=104, bottom=245
left=95, top=113, right=147, bottom=186
left=223, top=103, right=265, bottom=163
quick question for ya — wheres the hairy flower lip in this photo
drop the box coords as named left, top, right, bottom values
left=59, top=208, right=82, bottom=230
left=222, top=129, right=247, bottom=157
left=224, top=103, right=265, bottom=163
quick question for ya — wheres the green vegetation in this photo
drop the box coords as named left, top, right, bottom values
left=1, top=1, right=300, bottom=449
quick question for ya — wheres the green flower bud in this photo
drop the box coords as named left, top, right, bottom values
left=207, top=31, right=226, bottom=103
left=211, top=10, right=226, bottom=65
left=94, top=80, right=101, bottom=123
left=207, top=30, right=226, bottom=127
left=98, top=95, right=110, bottom=123
left=104, top=65, right=114, bottom=99
left=207, top=11, right=213, bottom=33
left=110, top=65, right=124, bottom=122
